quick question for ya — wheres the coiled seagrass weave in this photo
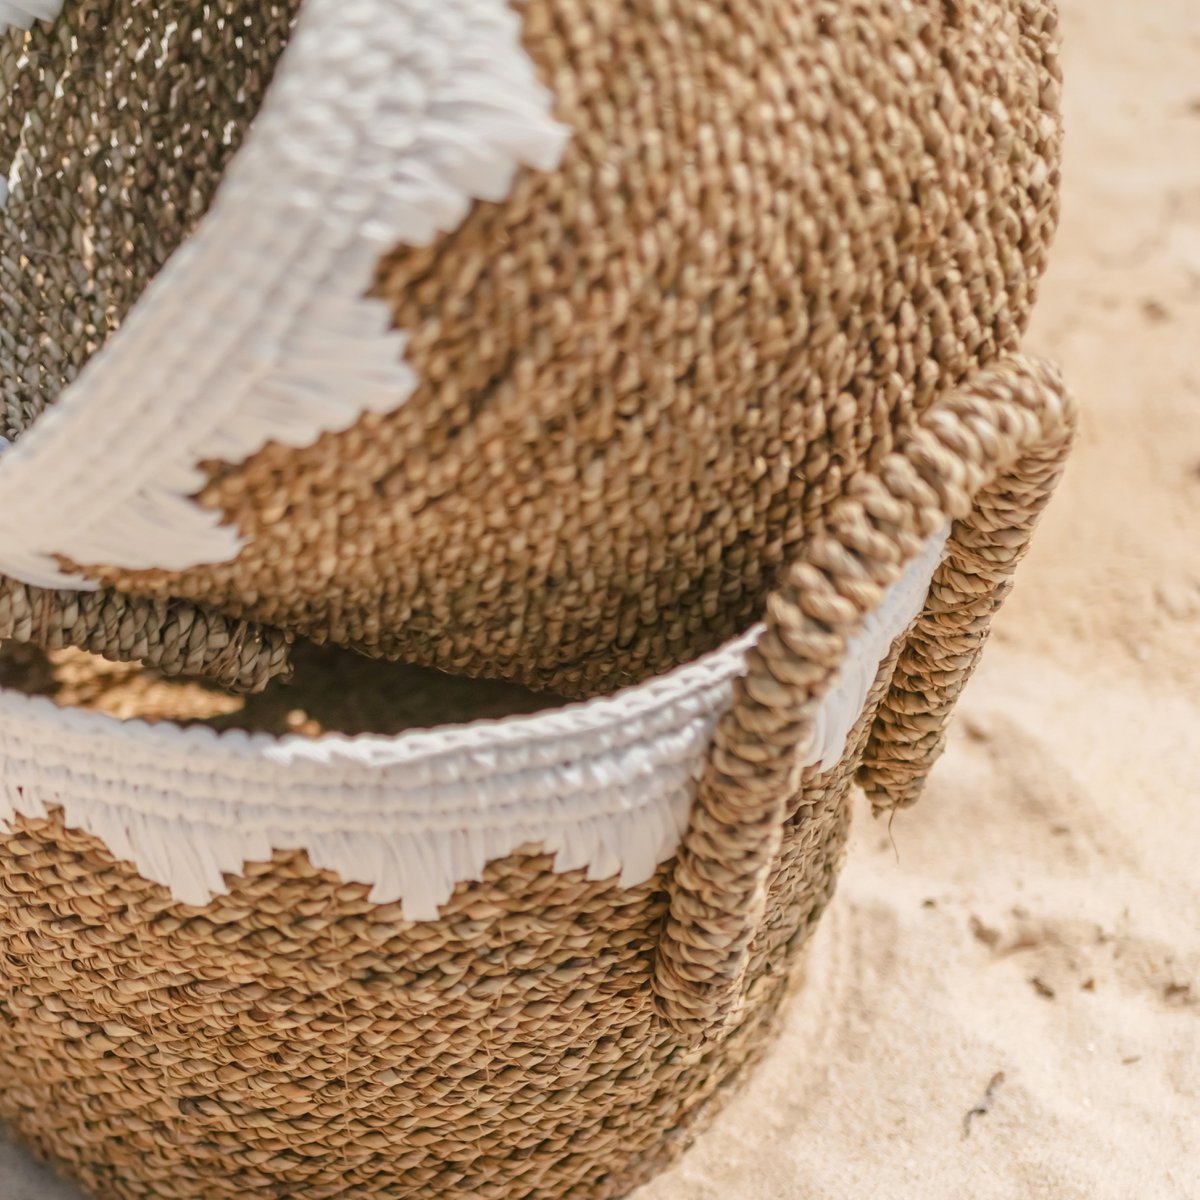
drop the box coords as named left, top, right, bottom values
left=0, top=0, right=302, bottom=689
left=0, top=0, right=1063, bottom=697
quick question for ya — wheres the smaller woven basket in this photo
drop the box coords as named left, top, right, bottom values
left=0, top=359, right=1074, bottom=1200
left=0, top=0, right=1064, bottom=698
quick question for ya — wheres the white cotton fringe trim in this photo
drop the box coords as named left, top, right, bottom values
left=0, top=0, right=59, bottom=31
left=0, top=531, right=948, bottom=920
left=0, top=0, right=568, bottom=588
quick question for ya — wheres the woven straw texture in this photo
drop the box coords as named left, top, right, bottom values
left=0, top=355, right=1076, bottom=1198
left=0, top=0, right=302, bottom=440
left=0, top=0, right=1064, bottom=698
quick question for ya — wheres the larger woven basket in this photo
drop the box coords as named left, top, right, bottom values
left=0, top=0, right=1064, bottom=697
left=0, top=0, right=1074, bottom=1195
left=0, top=361, right=1075, bottom=1199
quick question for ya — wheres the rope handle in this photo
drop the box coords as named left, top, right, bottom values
left=0, top=578, right=292, bottom=694
left=653, top=355, right=1077, bottom=1041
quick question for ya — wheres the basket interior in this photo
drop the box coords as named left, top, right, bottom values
left=0, top=0, right=304, bottom=440
left=0, top=638, right=564, bottom=736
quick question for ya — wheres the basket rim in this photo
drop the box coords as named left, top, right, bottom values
left=0, top=625, right=761, bottom=765
left=0, top=625, right=762, bottom=914
left=0, top=533, right=944, bottom=915
left=0, top=528, right=946, bottom=769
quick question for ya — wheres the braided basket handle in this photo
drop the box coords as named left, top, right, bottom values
left=0, top=578, right=292, bottom=694
left=653, top=355, right=1077, bottom=1040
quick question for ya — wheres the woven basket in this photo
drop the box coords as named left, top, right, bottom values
left=0, top=0, right=1064, bottom=697
left=0, top=361, right=1074, bottom=1199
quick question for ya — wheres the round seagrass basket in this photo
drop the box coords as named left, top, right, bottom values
left=0, top=0, right=1065, bottom=697
left=0, top=364, right=1075, bottom=1199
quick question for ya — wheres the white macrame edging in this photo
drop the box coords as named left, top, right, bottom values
left=0, top=531, right=948, bottom=920
left=0, top=0, right=568, bottom=588
left=0, top=1, right=59, bottom=32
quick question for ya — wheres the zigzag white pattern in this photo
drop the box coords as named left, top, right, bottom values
left=0, top=0, right=568, bottom=587
left=0, top=533, right=946, bottom=920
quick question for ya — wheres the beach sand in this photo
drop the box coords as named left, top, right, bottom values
left=3, top=0, right=1198, bottom=1195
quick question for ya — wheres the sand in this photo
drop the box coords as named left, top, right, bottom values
left=3, top=0, right=1198, bottom=1195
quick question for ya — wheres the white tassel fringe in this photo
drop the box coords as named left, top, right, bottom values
left=0, top=533, right=947, bottom=919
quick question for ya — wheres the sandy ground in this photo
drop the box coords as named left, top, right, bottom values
left=3, top=0, right=1199, bottom=1196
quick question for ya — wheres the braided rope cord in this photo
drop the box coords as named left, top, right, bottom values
left=654, top=355, right=1077, bottom=1040
left=0, top=578, right=291, bottom=692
